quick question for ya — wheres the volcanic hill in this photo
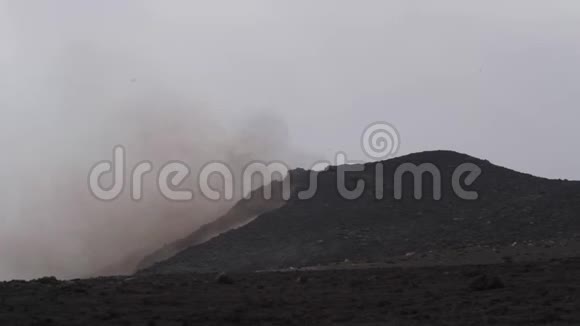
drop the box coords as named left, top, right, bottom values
left=141, top=150, right=580, bottom=274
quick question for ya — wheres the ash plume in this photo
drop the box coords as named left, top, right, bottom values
left=0, top=17, right=306, bottom=279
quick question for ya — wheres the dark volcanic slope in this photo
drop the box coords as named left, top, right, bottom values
left=143, top=150, right=580, bottom=274
left=137, top=179, right=288, bottom=271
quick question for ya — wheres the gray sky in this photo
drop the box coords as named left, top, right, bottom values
left=2, top=0, right=580, bottom=177
left=0, top=0, right=579, bottom=279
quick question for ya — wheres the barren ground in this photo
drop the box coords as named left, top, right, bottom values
left=2, top=257, right=579, bottom=325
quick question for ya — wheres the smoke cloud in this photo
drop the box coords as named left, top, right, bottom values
left=0, top=2, right=310, bottom=280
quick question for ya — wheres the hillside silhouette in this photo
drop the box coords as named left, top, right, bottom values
left=142, top=150, right=580, bottom=274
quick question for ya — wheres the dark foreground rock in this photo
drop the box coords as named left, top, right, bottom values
left=469, top=274, right=505, bottom=291
left=2, top=258, right=580, bottom=325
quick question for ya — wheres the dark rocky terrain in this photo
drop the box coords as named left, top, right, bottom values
left=2, top=257, right=580, bottom=325
left=142, top=150, right=580, bottom=274
left=137, top=181, right=288, bottom=271
left=3, top=150, right=580, bottom=325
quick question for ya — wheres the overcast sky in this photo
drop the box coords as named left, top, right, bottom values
left=2, top=0, right=580, bottom=178
left=1, top=1, right=579, bottom=279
